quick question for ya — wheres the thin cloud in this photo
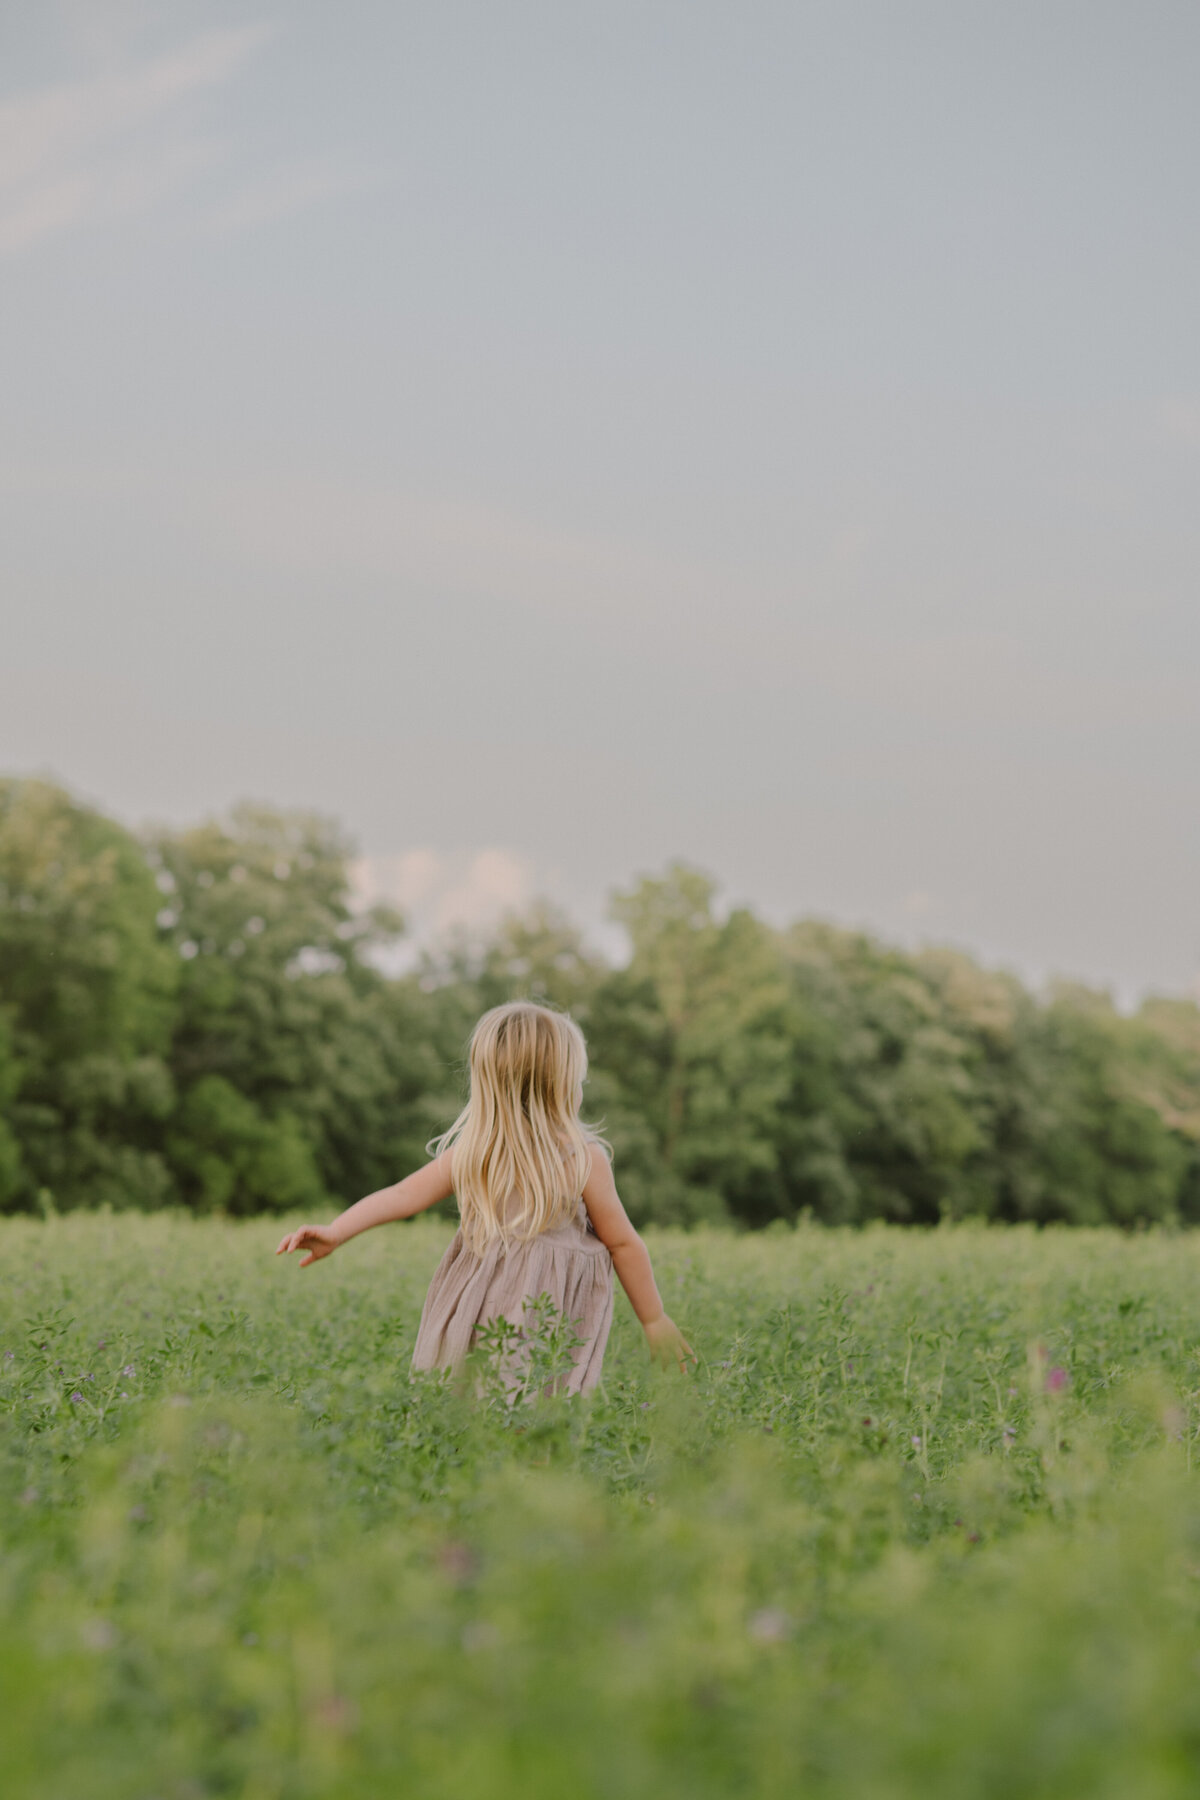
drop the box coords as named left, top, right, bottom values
left=351, top=848, right=536, bottom=937
left=433, top=850, right=536, bottom=934
left=0, top=173, right=92, bottom=255
left=204, top=472, right=711, bottom=645
left=200, top=160, right=384, bottom=235
left=349, top=848, right=539, bottom=976
left=0, top=22, right=273, bottom=255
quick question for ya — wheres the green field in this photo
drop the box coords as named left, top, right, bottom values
left=5, top=1216, right=1200, bottom=1799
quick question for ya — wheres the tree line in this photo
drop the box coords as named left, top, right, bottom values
left=1, top=776, right=1198, bottom=1228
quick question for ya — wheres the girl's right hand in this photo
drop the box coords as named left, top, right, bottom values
left=644, top=1314, right=697, bottom=1372
left=275, top=1225, right=340, bottom=1267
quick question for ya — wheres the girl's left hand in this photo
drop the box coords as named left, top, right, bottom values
left=275, top=1225, right=340, bottom=1267
left=644, top=1314, right=697, bottom=1372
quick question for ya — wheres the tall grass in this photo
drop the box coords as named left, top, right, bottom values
left=4, top=1214, right=1200, bottom=1798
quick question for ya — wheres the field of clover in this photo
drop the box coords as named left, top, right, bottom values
left=5, top=1211, right=1200, bottom=1800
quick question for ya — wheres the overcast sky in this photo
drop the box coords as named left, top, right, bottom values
left=2, top=1, right=1198, bottom=1000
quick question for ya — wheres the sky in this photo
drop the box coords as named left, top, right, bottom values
left=2, top=1, right=1198, bottom=1002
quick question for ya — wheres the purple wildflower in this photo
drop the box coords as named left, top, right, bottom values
left=1045, top=1367, right=1068, bottom=1393
left=71, top=1391, right=84, bottom=1402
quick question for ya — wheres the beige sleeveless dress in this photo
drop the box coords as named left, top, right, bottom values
left=411, top=1195, right=614, bottom=1395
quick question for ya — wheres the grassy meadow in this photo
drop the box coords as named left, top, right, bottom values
left=5, top=1214, right=1200, bottom=1799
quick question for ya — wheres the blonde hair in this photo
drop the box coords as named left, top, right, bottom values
left=428, top=1001, right=608, bottom=1256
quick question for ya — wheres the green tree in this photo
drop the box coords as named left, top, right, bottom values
left=410, top=899, right=606, bottom=1066
left=5, top=773, right=1199, bottom=1230
left=1019, top=985, right=1192, bottom=1226
left=1126, top=997, right=1200, bottom=1222
left=165, top=1075, right=326, bottom=1215
left=779, top=925, right=993, bottom=1224
left=150, top=804, right=453, bottom=1211
left=473, top=901, right=607, bottom=1018
left=0, top=778, right=178, bottom=1210
left=0, top=1005, right=24, bottom=1205
left=585, top=864, right=793, bottom=1225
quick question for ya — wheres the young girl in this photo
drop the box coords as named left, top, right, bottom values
left=276, top=1000, right=695, bottom=1393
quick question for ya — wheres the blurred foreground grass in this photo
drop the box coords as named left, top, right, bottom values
left=4, top=1214, right=1200, bottom=1799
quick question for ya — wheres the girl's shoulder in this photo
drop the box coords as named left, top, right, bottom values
left=556, top=1133, right=609, bottom=1164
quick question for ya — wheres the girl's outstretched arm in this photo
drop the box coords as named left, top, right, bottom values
left=582, top=1143, right=696, bottom=1371
left=276, top=1150, right=455, bottom=1267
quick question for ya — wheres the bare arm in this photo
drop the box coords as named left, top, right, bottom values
left=582, top=1143, right=696, bottom=1370
left=276, top=1150, right=455, bottom=1266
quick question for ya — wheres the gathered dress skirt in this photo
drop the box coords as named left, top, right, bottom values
left=411, top=1199, right=614, bottom=1395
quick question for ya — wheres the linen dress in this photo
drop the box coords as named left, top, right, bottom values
left=411, top=1194, right=614, bottom=1395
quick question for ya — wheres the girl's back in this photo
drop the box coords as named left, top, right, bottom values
left=276, top=1000, right=694, bottom=1391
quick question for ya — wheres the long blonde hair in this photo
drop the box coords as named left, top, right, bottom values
left=428, top=1001, right=608, bottom=1255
